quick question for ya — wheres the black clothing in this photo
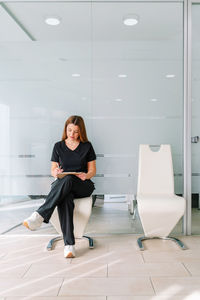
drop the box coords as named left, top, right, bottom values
left=36, top=140, right=96, bottom=245
left=51, top=140, right=96, bottom=173
left=37, top=175, right=95, bottom=245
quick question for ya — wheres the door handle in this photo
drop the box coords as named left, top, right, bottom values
left=191, top=136, right=199, bottom=143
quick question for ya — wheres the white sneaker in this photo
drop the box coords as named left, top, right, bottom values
left=64, top=245, right=75, bottom=258
left=23, top=212, right=44, bottom=231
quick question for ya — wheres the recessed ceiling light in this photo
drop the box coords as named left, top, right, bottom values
left=166, top=74, right=175, bottom=78
left=115, top=98, right=123, bottom=102
left=72, top=73, right=80, bottom=77
left=118, top=74, right=127, bottom=78
left=150, top=98, right=158, bottom=102
left=123, top=14, right=139, bottom=26
left=45, top=17, right=61, bottom=26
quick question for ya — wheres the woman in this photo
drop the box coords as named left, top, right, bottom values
left=23, top=115, right=96, bottom=258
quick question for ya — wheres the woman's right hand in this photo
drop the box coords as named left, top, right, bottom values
left=52, top=167, right=63, bottom=178
left=51, top=162, right=63, bottom=178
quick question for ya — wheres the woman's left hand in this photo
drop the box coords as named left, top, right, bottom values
left=75, top=172, right=87, bottom=181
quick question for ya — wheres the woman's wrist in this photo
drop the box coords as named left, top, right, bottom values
left=84, top=173, right=89, bottom=180
left=86, top=171, right=95, bottom=180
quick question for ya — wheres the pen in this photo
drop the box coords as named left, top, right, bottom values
left=57, top=163, right=62, bottom=170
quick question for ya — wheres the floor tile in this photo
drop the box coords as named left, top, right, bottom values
left=142, top=250, right=200, bottom=263
left=24, top=262, right=107, bottom=278
left=0, top=252, right=6, bottom=259
left=107, top=235, right=139, bottom=249
left=71, top=249, right=144, bottom=264
left=1, top=250, right=72, bottom=265
left=108, top=262, right=190, bottom=277
left=151, top=277, right=200, bottom=295
left=0, top=243, right=45, bottom=255
left=0, top=277, right=63, bottom=297
left=6, top=297, right=106, bottom=300
left=75, top=245, right=109, bottom=257
left=183, top=262, right=200, bottom=276
left=0, top=236, right=51, bottom=249
left=0, top=239, right=58, bottom=261
left=108, top=296, right=200, bottom=300
left=59, top=277, right=154, bottom=296
left=0, top=263, right=31, bottom=278
left=181, top=236, right=200, bottom=249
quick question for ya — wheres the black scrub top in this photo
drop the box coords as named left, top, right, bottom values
left=51, top=140, right=96, bottom=173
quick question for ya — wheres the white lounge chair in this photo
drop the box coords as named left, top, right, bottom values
left=137, top=144, right=186, bottom=250
left=47, top=196, right=93, bottom=250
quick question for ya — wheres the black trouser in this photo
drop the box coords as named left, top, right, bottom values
left=37, top=175, right=95, bottom=245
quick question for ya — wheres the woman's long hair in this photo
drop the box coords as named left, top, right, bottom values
left=62, top=115, right=88, bottom=142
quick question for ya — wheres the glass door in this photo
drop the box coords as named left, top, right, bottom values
left=90, top=1, right=184, bottom=235
left=191, top=2, right=200, bottom=234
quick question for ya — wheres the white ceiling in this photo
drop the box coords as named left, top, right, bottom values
left=0, top=2, right=183, bottom=41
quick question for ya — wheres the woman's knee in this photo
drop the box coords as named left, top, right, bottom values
left=63, top=175, right=74, bottom=183
left=61, top=175, right=75, bottom=193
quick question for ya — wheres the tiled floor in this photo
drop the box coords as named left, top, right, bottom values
left=0, top=234, right=200, bottom=299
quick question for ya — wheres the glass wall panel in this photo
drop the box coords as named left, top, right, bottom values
left=0, top=2, right=92, bottom=233
left=90, top=1, right=184, bottom=234
left=91, top=2, right=184, bottom=196
left=191, top=3, right=200, bottom=234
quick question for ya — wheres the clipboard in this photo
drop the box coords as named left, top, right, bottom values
left=57, top=172, right=82, bottom=179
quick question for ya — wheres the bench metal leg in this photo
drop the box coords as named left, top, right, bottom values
left=137, top=236, right=187, bottom=251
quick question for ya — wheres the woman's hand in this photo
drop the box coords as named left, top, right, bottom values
left=52, top=167, right=63, bottom=178
left=76, top=161, right=96, bottom=181
left=75, top=172, right=87, bottom=181
left=51, top=162, right=63, bottom=178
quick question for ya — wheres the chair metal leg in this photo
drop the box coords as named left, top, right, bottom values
left=83, top=235, right=94, bottom=249
left=137, top=236, right=187, bottom=251
left=92, top=195, right=97, bottom=207
left=47, top=235, right=94, bottom=250
left=164, top=236, right=187, bottom=249
left=132, top=200, right=137, bottom=220
left=137, top=237, right=145, bottom=250
left=47, top=235, right=62, bottom=251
